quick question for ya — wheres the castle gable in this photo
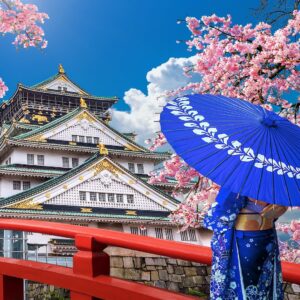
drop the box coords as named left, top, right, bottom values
left=3, top=157, right=178, bottom=213
left=17, top=109, right=145, bottom=151
left=33, top=65, right=88, bottom=95
left=42, top=111, right=124, bottom=147
left=41, top=76, right=85, bottom=94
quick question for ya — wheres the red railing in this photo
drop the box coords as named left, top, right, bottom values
left=0, top=219, right=298, bottom=300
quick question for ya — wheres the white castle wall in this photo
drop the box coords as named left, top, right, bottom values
left=1, top=148, right=89, bottom=168
left=114, top=158, right=155, bottom=175
left=0, top=177, right=42, bottom=198
left=1, top=149, right=158, bottom=177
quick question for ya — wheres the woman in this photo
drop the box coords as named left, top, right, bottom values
left=204, top=187, right=287, bottom=300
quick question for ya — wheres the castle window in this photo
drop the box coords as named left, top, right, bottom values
left=37, top=155, right=44, bottom=166
left=90, top=192, right=97, bottom=201
left=140, top=228, right=148, bottom=236
left=127, top=195, right=134, bottom=204
left=155, top=228, right=164, bottom=239
left=165, top=228, right=174, bottom=240
left=188, top=229, right=197, bottom=241
left=23, top=181, right=31, bottom=190
left=72, top=135, right=77, bottom=142
left=86, top=136, right=93, bottom=144
left=94, top=137, right=99, bottom=144
left=180, top=231, right=189, bottom=242
left=72, top=158, right=79, bottom=168
left=58, top=86, right=62, bottom=91
left=27, top=154, right=34, bottom=165
left=108, top=193, right=115, bottom=202
left=128, top=163, right=135, bottom=173
left=130, top=227, right=138, bottom=235
left=13, top=181, right=21, bottom=190
left=63, top=87, right=67, bottom=92
left=137, top=164, right=144, bottom=174
left=62, top=157, right=70, bottom=168
left=78, top=136, right=85, bottom=143
left=98, top=193, right=106, bottom=202
left=116, top=194, right=123, bottom=203
left=79, top=191, right=86, bottom=201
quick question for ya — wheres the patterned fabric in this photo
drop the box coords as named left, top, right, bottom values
left=203, top=187, right=284, bottom=300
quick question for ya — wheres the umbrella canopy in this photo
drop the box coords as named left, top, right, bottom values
left=160, top=94, right=300, bottom=206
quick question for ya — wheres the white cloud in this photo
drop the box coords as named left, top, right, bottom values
left=111, top=56, right=198, bottom=145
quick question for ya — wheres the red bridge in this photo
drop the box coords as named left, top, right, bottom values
left=0, top=219, right=298, bottom=300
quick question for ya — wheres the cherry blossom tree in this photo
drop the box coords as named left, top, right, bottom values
left=0, top=0, right=48, bottom=98
left=148, top=10, right=300, bottom=258
left=277, top=221, right=300, bottom=263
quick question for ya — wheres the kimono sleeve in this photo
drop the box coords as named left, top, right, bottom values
left=203, top=187, right=247, bottom=234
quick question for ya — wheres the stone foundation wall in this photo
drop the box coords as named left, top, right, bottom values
left=26, top=247, right=300, bottom=300
left=26, top=282, right=70, bottom=300
left=108, top=250, right=210, bottom=297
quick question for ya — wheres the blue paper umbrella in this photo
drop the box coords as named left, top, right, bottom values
left=160, top=94, right=300, bottom=206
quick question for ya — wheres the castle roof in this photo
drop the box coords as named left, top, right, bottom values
left=0, top=154, right=179, bottom=222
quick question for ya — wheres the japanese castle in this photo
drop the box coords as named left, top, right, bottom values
left=0, top=65, right=202, bottom=258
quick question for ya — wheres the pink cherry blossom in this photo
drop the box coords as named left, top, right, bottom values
left=0, top=78, right=8, bottom=98
left=0, top=0, right=49, bottom=97
left=292, top=230, right=300, bottom=241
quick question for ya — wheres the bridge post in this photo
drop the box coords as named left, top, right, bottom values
left=71, top=234, right=109, bottom=300
left=0, top=274, right=23, bottom=300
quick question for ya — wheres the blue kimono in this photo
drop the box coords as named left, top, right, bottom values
left=203, top=188, right=284, bottom=300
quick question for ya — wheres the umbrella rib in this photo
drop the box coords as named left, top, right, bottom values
left=175, top=127, right=257, bottom=157
left=268, top=129, right=276, bottom=205
left=255, top=129, right=270, bottom=202
left=272, top=124, right=300, bottom=160
left=202, top=95, right=262, bottom=118
left=236, top=128, right=268, bottom=197
left=272, top=130, right=300, bottom=207
left=271, top=135, right=292, bottom=207
left=190, top=125, right=263, bottom=181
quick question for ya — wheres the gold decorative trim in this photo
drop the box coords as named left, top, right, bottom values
left=98, top=143, right=108, bottom=155
left=125, top=210, right=137, bottom=216
left=28, top=134, right=47, bottom=142
left=45, top=193, right=51, bottom=199
left=63, top=184, right=68, bottom=190
left=79, top=176, right=84, bottom=181
left=124, top=143, right=142, bottom=152
left=80, top=208, right=92, bottom=213
left=9, top=199, right=43, bottom=210
left=59, top=64, right=65, bottom=74
left=80, top=97, right=88, bottom=108
left=32, top=114, right=48, bottom=123
left=19, top=117, right=30, bottom=124
left=76, top=111, right=94, bottom=123
left=92, top=159, right=122, bottom=176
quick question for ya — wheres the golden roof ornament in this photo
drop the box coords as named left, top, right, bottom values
left=98, top=143, right=108, bottom=155
left=58, top=64, right=65, bottom=74
left=80, top=97, right=88, bottom=108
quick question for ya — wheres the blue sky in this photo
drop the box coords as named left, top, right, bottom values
left=0, top=0, right=263, bottom=111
